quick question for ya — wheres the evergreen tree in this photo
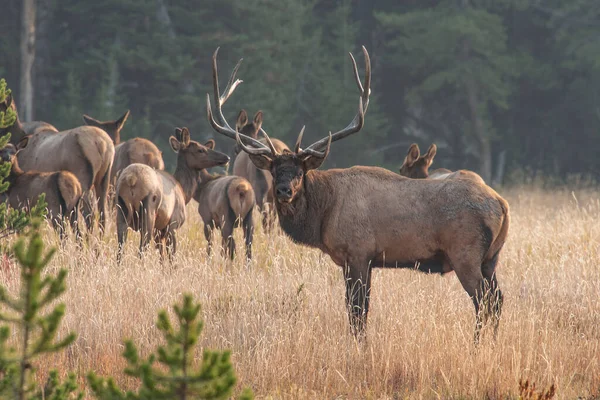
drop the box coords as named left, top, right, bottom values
left=88, top=294, right=253, bottom=400
left=0, top=226, right=80, bottom=399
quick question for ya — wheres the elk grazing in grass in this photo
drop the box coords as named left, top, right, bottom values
left=194, top=140, right=255, bottom=260
left=0, top=94, right=114, bottom=233
left=399, top=143, right=486, bottom=185
left=207, top=47, right=510, bottom=343
left=115, top=127, right=229, bottom=261
left=0, top=140, right=82, bottom=239
left=82, top=111, right=164, bottom=186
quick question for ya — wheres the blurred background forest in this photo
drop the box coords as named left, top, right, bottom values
left=1, top=0, right=600, bottom=184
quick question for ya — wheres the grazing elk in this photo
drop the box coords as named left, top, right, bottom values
left=399, top=143, right=486, bottom=185
left=0, top=140, right=82, bottom=239
left=207, top=47, right=510, bottom=343
left=194, top=140, right=255, bottom=260
left=0, top=94, right=114, bottom=233
left=82, top=111, right=164, bottom=186
left=232, top=110, right=289, bottom=231
left=115, top=127, right=229, bottom=261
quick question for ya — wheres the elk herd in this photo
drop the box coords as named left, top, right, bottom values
left=0, top=46, right=510, bottom=343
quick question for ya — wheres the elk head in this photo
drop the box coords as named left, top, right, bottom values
left=82, top=110, right=130, bottom=145
left=206, top=46, right=371, bottom=205
left=399, top=143, right=437, bottom=179
left=0, top=136, right=28, bottom=164
left=169, top=127, right=230, bottom=170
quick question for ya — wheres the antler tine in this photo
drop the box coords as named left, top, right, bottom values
left=294, top=126, right=305, bottom=153
left=304, top=46, right=371, bottom=152
left=211, top=47, right=243, bottom=130
left=207, top=48, right=272, bottom=152
left=262, top=130, right=279, bottom=155
left=299, top=131, right=332, bottom=158
left=236, top=130, right=273, bottom=156
left=206, top=94, right=270, bottom=150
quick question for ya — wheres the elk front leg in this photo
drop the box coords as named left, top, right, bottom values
left=96, top=166, right=112, bottom=234
left=165, top=229, right=177, bottom=262
left=343, top=260, right=372, bottom=338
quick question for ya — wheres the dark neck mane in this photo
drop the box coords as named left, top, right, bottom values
left=173, top=156, right=198, bottom=204
left=275, top=171, right=331, bottom=249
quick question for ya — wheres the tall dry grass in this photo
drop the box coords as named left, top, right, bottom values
left=1, top=186, right=599, bottom=399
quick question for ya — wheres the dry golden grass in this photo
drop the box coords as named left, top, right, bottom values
left=1, top=186, right=600, bottom=399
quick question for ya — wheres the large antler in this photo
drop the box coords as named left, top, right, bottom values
left=206, top=48, right=271, bottom=151
left=300, top=46, right=371, bottom=153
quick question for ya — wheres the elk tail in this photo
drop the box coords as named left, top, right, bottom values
left=484, top=197, right=510, bottom=267
left=227, top=178, right=255, bottom=224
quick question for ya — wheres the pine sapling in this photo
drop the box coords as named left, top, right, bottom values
left=88, top=294, right=253, bottom=400
left=0, top=226, right=81, bottom=399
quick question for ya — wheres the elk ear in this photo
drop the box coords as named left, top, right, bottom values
left=169, top=136, right=181, bottom=152
left=174, top=127, right=183, bottom=141
left=253, top=111, right=263, bottom=129
left=236, top=109, right=248, bottom=131
left=247, top=153, right=273, bottom=171
left=16, top=136, right=29, bottom=151
left=424, top=144, right=437, bottom=166
left=180, top=127, right=191, bottom=147
left=302, top=155, right=327, bottom=171
left=204, top=139, right=216, bottom=150
left=405, top=143, right=420, bottom=167
left=115, top=110, right=130, bottom=130
left=82, top=114, right=101, bottom=127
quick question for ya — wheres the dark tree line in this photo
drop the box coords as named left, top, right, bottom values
left=1, top=0, right=599, bottom=183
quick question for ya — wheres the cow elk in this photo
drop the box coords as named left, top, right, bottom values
left=115, top=127, right=229, bottom=261
left=82, top=111, right=165, bottom=186
left=194, top=140, right=255, bottom=260
left=0, top=140, right=82, bottom=239
left=232, top=109, right=289, bottom=231
left=207, top=46, right=510, bottom=343
left=0, top=94, right=114, bottom=233
left=399, top=143, right=486, bottom=185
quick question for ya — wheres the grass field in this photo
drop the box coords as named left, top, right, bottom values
left=1, top=186, right=599, bottom=399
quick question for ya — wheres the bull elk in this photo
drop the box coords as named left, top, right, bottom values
left=207, top=47, right=510, bottom=343
left=115, top=127, right=229, bottom=261
left=0, top=140, right=82, bottom=239
left=399, top=143, right=485, bottom=184
left=194, top=140, right=255, bottom=260
left=232, top=109, right=289, bottom=231
left=0, top=94, right=114, bottom=233
left=82, top=111, right=165, bottom=186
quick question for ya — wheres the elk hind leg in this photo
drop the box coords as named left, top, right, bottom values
left=116, top=196, right=129, bottom=263
left=242, top=208, right=254, bottom=260
left=451, top=253, right=488, bottom=344
left=481, top=252, right=503, bottom=340
left=221, top=215, right=235, bottom=260
left=96, top=166, right=112, bottom=234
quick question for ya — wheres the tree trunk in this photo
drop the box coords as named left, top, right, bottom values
left=465, top=77, right=492, bottom=183
left=34, top=0, right=52, bottom=122
left=19, top=0, right=36, bottom=121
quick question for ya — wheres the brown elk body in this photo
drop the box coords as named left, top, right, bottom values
left=115, top=128, right=229, bottom=261
left=0, top=140, right=82, bottom=238
left=207, top=47, right=509, bottom=342
left=82, top=111, right=164, bottom=185
left=232, top=110, right=289, bottom=231
left=195, top=142, right=255, bottom=260
left=400, top=143, right=486, bottom=184
left=0, top=94, right=114, bottom=233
